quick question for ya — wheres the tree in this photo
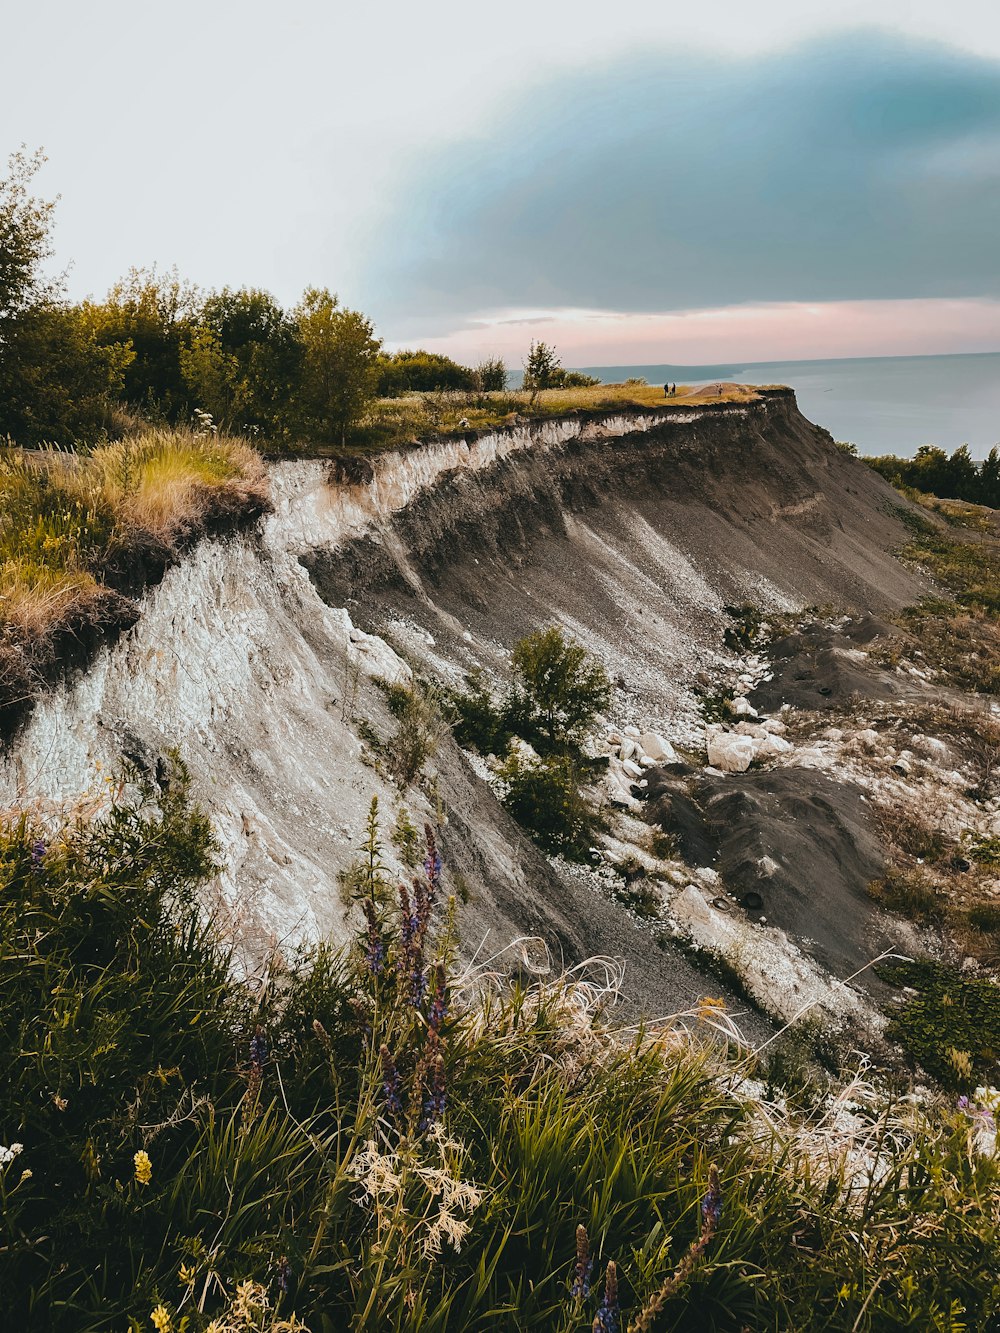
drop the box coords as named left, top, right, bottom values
left=0, top=303, right=133, bottom=444
left=83, top=266, right=201, bottom=419
left=511, top=626, right=611, bottom=749
left=523, top=340, right=561, bottom=398
left=373, top=349, right=476, bottom=397
left=0, top=147, right=57, bottom=351
left=980, top=448, right=1000, bottom=509
left=292, top=288, right=381, bottom=444
left=475, top=357, right=507, bottom=392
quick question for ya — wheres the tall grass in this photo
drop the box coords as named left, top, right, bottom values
left=0, top=430, right=268, bottom=707
left=1, top=782, right=997, bottom=1330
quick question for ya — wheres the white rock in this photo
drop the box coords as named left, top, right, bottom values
left=619, top=739, right=636, bottom=761
left=638, top=730, right=678, bottom=763
left=735, top=721, right=766, bottom=737
left=762, top=718, right=787, bottom=735
left=707, top=731, right=756, bottom=773
left=730, top=697, right=758, bottom=718
left=623, top=725, right=641, bottom=738
left=622, top=758, right=643, bottom=779
left=756, top=733, right=793, bottom=759
left=823, top=727, right=844, bottom=742
left=640, top=755, right=658, bottom=768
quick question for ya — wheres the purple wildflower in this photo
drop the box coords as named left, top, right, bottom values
left=380, top=1044, right=403, bottom=1116
left=249, top=1027, right=268, bottom=1068
left=419, top=1052, right=447, bottom=1130
left=592, top=1262, right=620, bottom=1333
left=958, top=1095, right=970, bottom=1111
left=424, top=824, right=442, bottom=897
left=427, top=963, right=448, bottom=1032
left=701, top=1164, right=723, bottom=1229
left=30, top=839, right=46, bottom=869
left=278, top=1256, right=291, bottom=1294
left=571, top=1224, right=593, bottom=1300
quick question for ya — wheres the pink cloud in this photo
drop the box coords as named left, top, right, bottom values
left=388, top=298, right=1000, bottom=367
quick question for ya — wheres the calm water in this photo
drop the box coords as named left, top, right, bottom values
left=580, top=352, right=1000, bottom=458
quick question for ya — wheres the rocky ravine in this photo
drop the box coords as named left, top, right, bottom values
left=0, top=393, right=956, bottom=1032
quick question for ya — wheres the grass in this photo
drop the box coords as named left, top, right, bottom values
left=2, top=775, right=999, bottom=1330
left=0, top=429, right=269, bottom=729
left=870, top=495, right=1000, bottom=696
left=340, top=381, right=770, bottom=455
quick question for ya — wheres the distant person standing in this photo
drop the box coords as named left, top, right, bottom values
left=663, top=382, right=670, bottom=398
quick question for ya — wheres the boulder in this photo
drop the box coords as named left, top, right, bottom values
left=706, top=731, right=756, bottom=773
left=638, top=730, right=678, bottom=763
left=623, top=725, right=641, bottom=738
left=730, top=696, right=758, bottom=718
left=619, top=739, right=636, bottom=761
left=622, top=758, right=644, bottom=779
left=756, top=733, right=793, bottom=759
left=762, top=718, right=787, bottom=735
left=735, top=721, right=767, bottom=737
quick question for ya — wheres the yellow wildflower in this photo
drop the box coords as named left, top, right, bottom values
left=178, top=1262, right=196, bottom=1285
left=134, top=1149, right=152, bottom=1185
left=150, top=1305, right=172, bottom=1333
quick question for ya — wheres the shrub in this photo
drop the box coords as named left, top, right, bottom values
left=384, top=680, right=447, bottom=787
left=448, top=669, right=523, bottom=757
left=867, top=870, right=945, bottom=925
left=882, top=959, right=1000, bottom=1090
left=501, top=753, right=603, bottom=860
left=511, top=625, right=611, bottom=751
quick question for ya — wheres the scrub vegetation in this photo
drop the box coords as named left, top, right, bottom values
left=1, top=773, right=999, bottom=1331
left=1, top=150, right=755, bottom=457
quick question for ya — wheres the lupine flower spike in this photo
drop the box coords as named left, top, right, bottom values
left=571, top=1223, right=593, bottom=1301
left=380, top=1044, right=403, bottom=1116
left=629, top=1164, right=723, bottom=1333
left=593, top=1261, right=620, bottom=1333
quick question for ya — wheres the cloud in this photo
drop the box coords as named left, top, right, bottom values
left=359, top=32, right=1000, bottom=337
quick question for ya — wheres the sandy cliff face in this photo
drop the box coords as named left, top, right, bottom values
left=0, top=395, right=925, bottom=1016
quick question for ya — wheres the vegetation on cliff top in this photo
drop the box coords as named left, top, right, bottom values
left=1, top=149, right=760, bottom=458
left=1, top=775, right=998, bottom=1331
left=0, top=428, right=269, bottom=733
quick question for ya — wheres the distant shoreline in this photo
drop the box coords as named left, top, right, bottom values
left=568, top=351, right=1000, bottom=458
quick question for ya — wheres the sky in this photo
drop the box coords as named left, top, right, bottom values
left=4, top=0, right=1000, bottom=366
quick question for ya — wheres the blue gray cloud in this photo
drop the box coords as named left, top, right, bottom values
left=359, top=33, right=1000, bottom=335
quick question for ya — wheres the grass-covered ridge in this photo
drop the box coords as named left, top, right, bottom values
left=1, top=776, right=998, bottom=1331
left=348, top=382, right=766, bottom=456
left=0, top=427, right=269, bottom=734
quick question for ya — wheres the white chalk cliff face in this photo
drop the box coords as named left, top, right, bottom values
left=0, top=400, right=929, bottom=1021
left=0, top=412, right=701, bottom=964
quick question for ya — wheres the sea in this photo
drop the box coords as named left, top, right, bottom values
left=579, top=352, right=1000, bottom=458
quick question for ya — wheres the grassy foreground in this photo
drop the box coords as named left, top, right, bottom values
left=0, top=775, right=997, bottom=1331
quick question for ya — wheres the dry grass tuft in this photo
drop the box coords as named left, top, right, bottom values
left=0, top=429, right=269, bottom=727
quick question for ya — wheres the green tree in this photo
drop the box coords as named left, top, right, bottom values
left=83, top=266, right=200, bottom=419
left=293, top=288, right=381, bottom=444
left=523, top=340, right=561, bottom=398
left=511, top=625, right=611, bottom=749
left=178, top=325, right=240, bottom=425
left=199, top=286, right=299, bottom=434
left=0, top=147, right=58, bottom=350
left=374, top=349, right=475, bottom=396
left=0, top=303, right=133, bottom=444
left=475, top=356, right=507, bottom=392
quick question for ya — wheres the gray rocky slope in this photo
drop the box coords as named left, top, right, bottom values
left=0, top=391, right=936, bottom=1028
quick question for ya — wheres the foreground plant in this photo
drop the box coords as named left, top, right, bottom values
left=1, top=773, right=999, bottom=1329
